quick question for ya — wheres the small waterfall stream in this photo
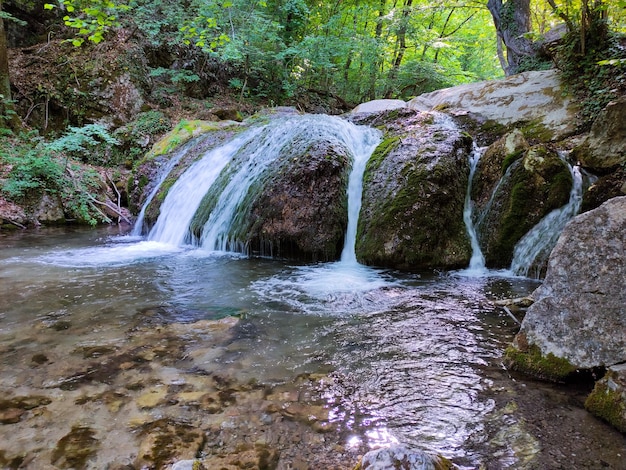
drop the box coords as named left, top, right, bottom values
left=510, top=163, right=583, bottom=277
left=463, top=144, right=487, bottom=273
left=131, top=143, right=191, bottom=236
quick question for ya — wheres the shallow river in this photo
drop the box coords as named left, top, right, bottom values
left=1, top=226, right=624, bottom=469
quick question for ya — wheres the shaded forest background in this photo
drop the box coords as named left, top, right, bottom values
left=0, top=0, right=625, bottom=226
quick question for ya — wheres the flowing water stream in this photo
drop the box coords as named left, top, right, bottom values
left=1, top=116, right=624, bottom=469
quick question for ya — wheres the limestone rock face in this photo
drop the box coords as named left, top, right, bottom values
left=355, top=109, right=472, bottom=270
left=352, top=99, right=407, bottom=114
left=574, top=97, right=626, bottom=171
left=514, top=196, right=626, bottom=369
left=408, top=70, right=579, bottom=141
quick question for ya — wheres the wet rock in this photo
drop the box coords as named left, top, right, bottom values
left=0, top=395, right=52, bottom=423
left=573, top=97, right=626, bottom=171
left=471, top=129, right=529, bottom=209
left=135, top=419, right=205, bottom=469
left=0, top=408, right=25, bottom=425
left=506, top=196, right=626, bottom=376
left=356, top=109, right=472, bottom=270
left=475, top=144, right=573, bottom=267
left=354, top=445, right=456, bottom=470
left=581, top=167, right=626, bottom=213
left=585, top=364, right=626, bottom=432
left=214, top=126, right=353, bottom=261
left=51, top=426, right=99, bottom=469
left=408, top=69, right=579, bottom=141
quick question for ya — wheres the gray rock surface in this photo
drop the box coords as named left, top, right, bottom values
left=517, top=196, right=626, bottom=369
left=358, top=445, right=455, bottom=470
left=408, top=70, right=579, bottom=140
left=574, top=97, right=626, bottom=170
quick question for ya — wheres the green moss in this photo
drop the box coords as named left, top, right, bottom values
left=519, top=120, right=554, bottom=143
left=146, top=120, right=234, bottom=161
left=501, top=149, right=525, bottom=174
left=585, top=380, right=626, bottom=432
left=364, top=136, right=401, bottom=180
left=504, top=343, right=578, bottom=382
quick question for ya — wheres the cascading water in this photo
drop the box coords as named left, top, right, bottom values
left=147, top=129, right=263, bottom=246
left=339, top=126, right=381, bottom=264
left=510, top=162, right=583, bottom=277
left=145, top=114, right=381, bottom=259
left=131, top=144, right=191, bottom=236
left=462, top=144, right=487, bottom=273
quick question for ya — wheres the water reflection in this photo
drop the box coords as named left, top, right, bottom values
left=0, top=227, right=554, bottom=468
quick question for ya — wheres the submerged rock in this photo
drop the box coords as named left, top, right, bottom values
left=506, top=196, right=626, bottom=377
left=354, top=445, right=456, bottom=470
left=355, top=109, right=472, bottom=270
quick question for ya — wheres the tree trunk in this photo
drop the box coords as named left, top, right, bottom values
left=0, top=0, right=20, bottom=131
left=487, top=0, right=536, bottom=76
left=384, top=0, right=413, bottom=98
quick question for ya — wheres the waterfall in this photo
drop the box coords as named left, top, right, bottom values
left=145, top=114, right=380, bottom=258
left=463, top=144, right=486, bottom=272
left=131, top=144, right=190, bottom=236
left=340, top=127, right=381, bottom=264
left=510, top=163, right=583, bottom=278
left=147, top=129, right=263, bottom=246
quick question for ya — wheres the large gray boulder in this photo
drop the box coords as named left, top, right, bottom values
left=507, top=196, right=626, bottom=376
left=408, top=70, right=579, bottom=141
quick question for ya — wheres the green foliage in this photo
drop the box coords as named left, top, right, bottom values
left=1, top=137, right=63, bottom=200
left=0, top=127, right=120, bottom=225
left=44, top=0, right=130, bottom=46
left=48, top=123, right=119, bottom=165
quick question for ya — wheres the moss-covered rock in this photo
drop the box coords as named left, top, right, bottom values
left=356, top=109, right=472, bottom=270
left=475, top=144, right=573, bottom=267
left=585, top=365, right=626, bottom=433
left=504, top=337, right=578, bottom=382
left=127, top=119, right=244, bottom=218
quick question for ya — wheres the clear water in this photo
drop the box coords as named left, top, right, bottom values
left=0, top=227, right=526, bottom=465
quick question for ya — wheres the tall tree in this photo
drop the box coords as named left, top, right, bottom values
left=487, top=0, right=536, bottom=75
left=0, top=0, right=21, bottom=130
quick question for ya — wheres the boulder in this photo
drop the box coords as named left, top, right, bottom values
left=408, top=70, right=579, bottom=141
left=506, top=196, right=626, bottom=378
left=585, top=364, right=626, bottom=433
left=573, top=97, right=626, bottom=171
left=356, top=109, right=472, bottom=270
left=474, top=144, right=573, bottom=267
left=354, top=445, right=455, bottom=470
left=352, top=99, right=407, bottom=114
left=229, top=136, right=352, bottom=261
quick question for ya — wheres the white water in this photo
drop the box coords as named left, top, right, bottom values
left=131, top=144, right=191, bottom=236
left=339, top=126, right=381, bottom=263
left=147, top=129, right=263, bottom=246
left=510, top=164, right=583, bottom=277
left=462, top=144, right=487, bottom=274
left=192, top=115, right=380, bottom=255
